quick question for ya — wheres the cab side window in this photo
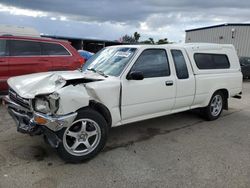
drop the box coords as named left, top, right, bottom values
left=131, top=49, right=170, bottom=78
left=171, top=50, right=189, bottom=79
left=0, top=40, right=6, bottom=56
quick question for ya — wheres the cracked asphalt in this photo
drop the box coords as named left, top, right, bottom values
left=0, top=82, right=250, bottom=188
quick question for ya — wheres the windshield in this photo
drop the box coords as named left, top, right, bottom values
left=82, top=47, right=137, bottom=77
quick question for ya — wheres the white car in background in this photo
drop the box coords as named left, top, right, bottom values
left=3, top=43, right=242, bottom=163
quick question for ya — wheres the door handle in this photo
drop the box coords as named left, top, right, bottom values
left=165, top=80, right=174, bottom=86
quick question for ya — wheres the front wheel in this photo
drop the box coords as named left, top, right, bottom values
left=56, top=108, right=108, bottom=163
left=201, top=92, right=224, bottom=121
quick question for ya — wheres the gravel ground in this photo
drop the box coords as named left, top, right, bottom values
left=0, top=82, right=249, bottom=188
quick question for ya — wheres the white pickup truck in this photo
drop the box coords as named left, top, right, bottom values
left=3, top=43, right=242, bottom=163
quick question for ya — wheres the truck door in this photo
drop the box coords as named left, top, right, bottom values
left=121, top=49, right=176, bottom=122
left=170, top=48, right=195, bottom=112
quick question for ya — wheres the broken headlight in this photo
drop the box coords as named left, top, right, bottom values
left=34, top=93, right=60, bottom=114
left=34, top=98, right=50, bottom=114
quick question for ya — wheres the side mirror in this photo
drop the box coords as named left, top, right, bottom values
left=127, top=71, right=144, bottom=80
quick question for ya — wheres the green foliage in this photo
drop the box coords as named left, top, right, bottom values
left=122, top=34, right=136, bottom=43
left=149, top=38, right=155, bottom=44
left=140, top=40, right=153, bottom=44
left=122, top=32, right=141, bottom=43
left=134, top=32, right=141, bottom=42
left=157, top=38, right=169, bottom=44
left=121, top=32, right=171, bottom=44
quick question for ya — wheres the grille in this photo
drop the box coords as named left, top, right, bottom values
left=9, top=88, right=30, bottom=110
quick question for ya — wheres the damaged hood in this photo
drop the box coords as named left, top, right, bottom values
left=7, top=70, right=105, bottom=98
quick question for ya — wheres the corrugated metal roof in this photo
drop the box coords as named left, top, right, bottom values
left=186, top=23, right=250, bottom=32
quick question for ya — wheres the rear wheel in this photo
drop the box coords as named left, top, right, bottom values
left=201, top=91, right=224, bottom=121
left=56, top=108, right=108, bottom=163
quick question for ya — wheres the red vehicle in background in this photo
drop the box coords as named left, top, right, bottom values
left=0, top=35, right=85, bottom=94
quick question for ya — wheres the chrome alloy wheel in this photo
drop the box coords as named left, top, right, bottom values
left=210, top=95, right=223, bottom=117
left=63, top=119, right=101, bottom=156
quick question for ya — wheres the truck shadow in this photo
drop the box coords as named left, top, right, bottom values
left=1, top=103, right=242, bottom=165
left=2, top=104, right=240, bottom=164
left=105, top=110, right=203, bottom=152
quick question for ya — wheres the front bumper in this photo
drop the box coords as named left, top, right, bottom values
left=2, top=95, right=77, bottom=133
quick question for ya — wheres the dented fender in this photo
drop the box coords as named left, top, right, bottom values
left=56, top=84, right=90, bottom=115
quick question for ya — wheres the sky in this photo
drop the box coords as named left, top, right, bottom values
left=0, top=0, right=250, bottom=43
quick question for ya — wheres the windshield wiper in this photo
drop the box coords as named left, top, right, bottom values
left=87, top=68, right=108, bottom=78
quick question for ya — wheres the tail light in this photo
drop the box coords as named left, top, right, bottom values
left=78, top=57, right=85, bottom=66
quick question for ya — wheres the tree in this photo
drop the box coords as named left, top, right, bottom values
left=121, top=32, right=171, bottom=44
left=157, top=38, right=169, bottom=44
left=140, top=37, right=155, bottom=44
left=122, top=34, right=136, bottom=43
left=140, top=40, right=151, bottom=44
left=121, top=32, right=141, bottom=43
left=134, top=32, right=141, bottom=42
left=149, top=38, right=154, bottom=44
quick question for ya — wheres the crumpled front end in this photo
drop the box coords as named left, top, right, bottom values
left=2, top=90, right=78, bottom=147
left=4, top=70, right=104, bottom=132
left=3, top=70, right=113, bottom=148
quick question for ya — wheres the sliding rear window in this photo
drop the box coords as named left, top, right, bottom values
left=194, top=53, right=230, bottom=69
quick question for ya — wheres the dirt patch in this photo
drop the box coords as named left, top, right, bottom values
left=11, top=146, right=48, bottom=161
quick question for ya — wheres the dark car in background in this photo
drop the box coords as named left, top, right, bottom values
left=0, top=35, right=85, bottom=94
left=239, top=56, right=250, bottom=79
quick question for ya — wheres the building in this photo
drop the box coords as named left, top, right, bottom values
left=185, top=23, right=250, bottom=57
left=41, top=35, right=123, bottom=53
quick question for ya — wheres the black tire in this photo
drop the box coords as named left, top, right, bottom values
left=201, top=91, right=224, bottom=121
left=56, top=108, right=108, bottom=163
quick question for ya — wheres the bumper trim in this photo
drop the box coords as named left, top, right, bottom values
left=3, top=95, right=78, bottom=132
left=33, top=112, right=77, bottom=132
